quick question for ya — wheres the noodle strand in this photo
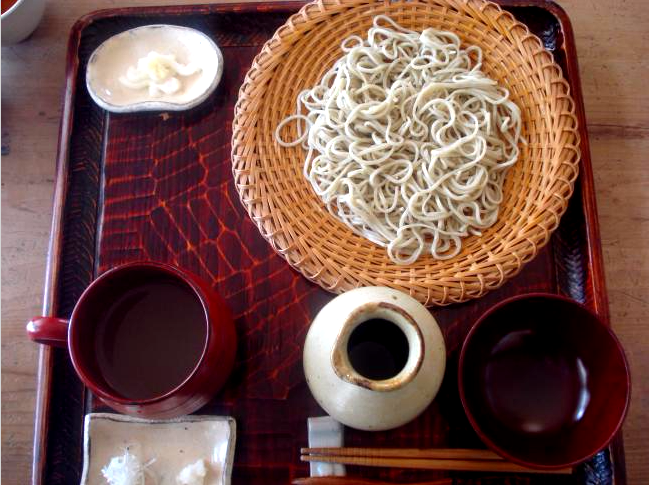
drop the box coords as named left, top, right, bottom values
left=276, top=16, right=523, bottom=264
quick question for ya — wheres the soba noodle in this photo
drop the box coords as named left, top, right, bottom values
left=275, top=16, right=523, bottom=264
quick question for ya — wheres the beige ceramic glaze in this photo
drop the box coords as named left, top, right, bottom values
left=80, top=413, right=235, bottom=485
left=303, top=287, right=446, bottom=431
left=86, top=25, right=223, bottom=113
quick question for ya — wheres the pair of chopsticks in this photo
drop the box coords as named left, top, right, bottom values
left=301, top=447, right=572, bottom=474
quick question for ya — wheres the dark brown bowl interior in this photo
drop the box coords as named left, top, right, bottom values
left=458, top=293, right=630, bottom=469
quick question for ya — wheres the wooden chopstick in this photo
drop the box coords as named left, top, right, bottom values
left=300, top=449, right=572, bottom=475
left=292, top=477, right=454, bottom=485
left=302, top=447, right=503, bottom=461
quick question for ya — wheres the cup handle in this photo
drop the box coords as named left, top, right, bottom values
left=26, top=317, right=69, bottom=347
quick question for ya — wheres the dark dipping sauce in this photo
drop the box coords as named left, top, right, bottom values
left=347, top=318, right=409, bottom=381
left=94, top=280, right=206, bottom=400
left=482, top=329, right=590, bottom=435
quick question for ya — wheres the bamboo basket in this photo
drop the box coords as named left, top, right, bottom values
left=231, top=0, right=580, bottom=306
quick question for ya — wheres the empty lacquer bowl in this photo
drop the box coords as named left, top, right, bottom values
left=459, top=293, right=630, bottom=469
left=86, top=24, right=223, bottom=113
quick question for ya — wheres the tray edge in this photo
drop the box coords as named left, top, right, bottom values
left=30, top=2, right=622, bottom=484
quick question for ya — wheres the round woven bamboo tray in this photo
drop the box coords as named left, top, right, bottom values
left=232, top=0, right=580, bottom=306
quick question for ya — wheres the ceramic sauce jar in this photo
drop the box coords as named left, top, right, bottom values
left=303, top=287, right=446, bottom=431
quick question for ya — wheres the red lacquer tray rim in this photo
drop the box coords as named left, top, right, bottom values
left=31, top=1, right=622, bottom=484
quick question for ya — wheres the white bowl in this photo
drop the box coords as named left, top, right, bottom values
left=1, top=0, right=46, bottom=45
left=86, top=25, right=223, bottom=113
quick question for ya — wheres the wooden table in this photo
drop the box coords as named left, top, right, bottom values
left=2, top=1, right=647, bottom=483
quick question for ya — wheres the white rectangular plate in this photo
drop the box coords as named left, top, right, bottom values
left=80, top=413, right=236, bottom=485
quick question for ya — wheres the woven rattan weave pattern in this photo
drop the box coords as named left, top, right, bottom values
left=232, top=0, right=580, bottom=306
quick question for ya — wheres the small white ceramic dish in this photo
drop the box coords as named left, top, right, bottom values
left=80, top=413, right=236, bottom=485
left=1, top=0, right=46, bottom=45
left=86, top=25, right=223, bottom=113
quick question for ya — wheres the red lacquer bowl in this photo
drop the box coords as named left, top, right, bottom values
left=458, top=293, right=630, bottom=469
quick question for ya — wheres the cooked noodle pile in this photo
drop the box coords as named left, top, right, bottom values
left=275, top=16, right=523, bottom=264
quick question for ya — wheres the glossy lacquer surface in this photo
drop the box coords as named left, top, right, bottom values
left=27, top=262, right=236, bottom=419
left=34, top=2, right=622, bottom=485
left=459, top=294, right=629, bottom=470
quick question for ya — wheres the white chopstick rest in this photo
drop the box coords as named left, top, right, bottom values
left=307, top=417, right=345, bottom=477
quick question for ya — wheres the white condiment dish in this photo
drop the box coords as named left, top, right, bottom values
left=86, top=25, right=223, bottom=113
left=303, top=286, right=446, bottom=431
left=80, top=413, right=236, bottom=485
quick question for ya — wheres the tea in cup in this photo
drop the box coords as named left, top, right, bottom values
left=27, top=261, right=236, bottom=419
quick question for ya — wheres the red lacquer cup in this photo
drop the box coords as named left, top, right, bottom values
left=26, top=261, right=236, bottom=419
